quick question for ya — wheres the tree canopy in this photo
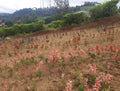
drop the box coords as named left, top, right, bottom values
left=54, top=0, right=70, bottom=19
left=89, top=0, right=120, bottom=20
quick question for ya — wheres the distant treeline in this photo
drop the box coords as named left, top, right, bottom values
left=0, top=0, right=120, bottom=38
left=0, top=2, right=98, bottom=25
left=49, top=0, right=120, bottom=28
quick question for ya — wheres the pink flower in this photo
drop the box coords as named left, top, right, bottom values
left=54, top=50, right=61, bottom=60
left=64, top=53, right=71, bottom=61
left=118, top=48, right=120, bottom=53
left=88, top=48, right=95, bottom=54
left=70, top=50, right=77, bottom=57
left=102, top=73, right=112, bottom=83
left=64, top=80, right=72, bottom=91
left=89, top=64, right=97, bottom=75
left=79, top=49, right=88, bottom=58
left=48, top=51, right=54, bottom=61
left=48, top=50, right=61, bottom=62
left=99, top=47, right=104, bottom=54
left=37, top=51, right=43, bottom=56
left=85, top=87, right=92, bottom=91
left=35, top=61, right=43, bottom=72
left=3, top=85, right=8, bottom=91
left=11, top=86, right=15, bottom=91
left=93, top=80, right=101, bottom=91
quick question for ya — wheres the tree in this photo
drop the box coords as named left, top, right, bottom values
left=119, top=7, right=120, bottom=12
left=89, top=4, right=103, bottom=20
left=89, top=0, right=120, bottom=20
left=63, top=12, right=90, bottom=26
left=54, top=0, right=70, bottom=19
left=5, top=21, right=13, bottom=27
left=102, top=0, right=119, bottom=17
left=84, top=2, right=100, bottom=6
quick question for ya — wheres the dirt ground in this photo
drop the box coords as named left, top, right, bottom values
left=0, top=16, right=120, bottom=91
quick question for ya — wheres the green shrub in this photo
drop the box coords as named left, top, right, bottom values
left=0, top=20, right=45, bottom=37
left=89, top=0, right=119, bottom=20
left=52, top=20, right=64, bottom=28
left=36, top=70, right=43, bottom=77
left=63, top=12, right=90, bottom=26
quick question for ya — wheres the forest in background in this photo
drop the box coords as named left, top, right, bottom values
left=0, top=0, right=120, bottom=37
left=0, top=2, right=99, bottom=25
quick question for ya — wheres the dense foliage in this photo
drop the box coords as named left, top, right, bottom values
left=63, top=12, right=90, bottom=26
left=0, top=2, right=97, bottom=25
left=0, top=20, right=44, bottom=37
left=119, top=7, right=120, bottom=12
left=0, top=1, right=119, bottom=37
left=89, top=0, right=120, bottom=20
left=51, top=20, right=64, bottom=28
left=0, top=8, right=56, bottom=24
left=70, top=2, right=99, bottom=12
left=49, top=12, right=90, bottom=28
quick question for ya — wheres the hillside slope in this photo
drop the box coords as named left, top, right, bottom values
left=0, top=15, right=120, bottom=91
left=16, top=15, right=120, bottom=38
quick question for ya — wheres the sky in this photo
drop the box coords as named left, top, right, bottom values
left=0, top=0, right=116, bottom=13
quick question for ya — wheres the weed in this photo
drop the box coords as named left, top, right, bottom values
left=87, top=74, right=96, bottom=87
left=8, top=69, right=13, bottom=77
left=31, top=80, right=36, bottom=91
left=36, top=70, right=43, bottom=77
left=78, top=84, right=84, bottom=91
left=0, top=67, right=3, bottom=73
left=61, top=60, right=67, bottom=69
left=49, top=63, right=55, bottom=69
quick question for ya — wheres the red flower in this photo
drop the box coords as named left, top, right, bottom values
left=26, top=50, right=30, bottom=53
left=109, top=46, right=115, bottom=52
left=88, top=48, right=95, bottom=54
left=118, top=48, right=120, bottom=53
left=114, top=55, right=119, bottom=61
left=96, top=45, right=99, bottom=51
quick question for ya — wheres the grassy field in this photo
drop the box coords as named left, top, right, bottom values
left=0, top=19, right=120, bottom=91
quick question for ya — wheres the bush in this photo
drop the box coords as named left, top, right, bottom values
left=45, top=16, right=55, bottom=24
left=51, top=20, right=64, bottom=28
left=0, top=20, right=45, bottom=37
left=47, top=12, right=90, bottom=28
left=0, top=27, right=14, bottom=37
left=63, top=12, right=90, bottom=26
